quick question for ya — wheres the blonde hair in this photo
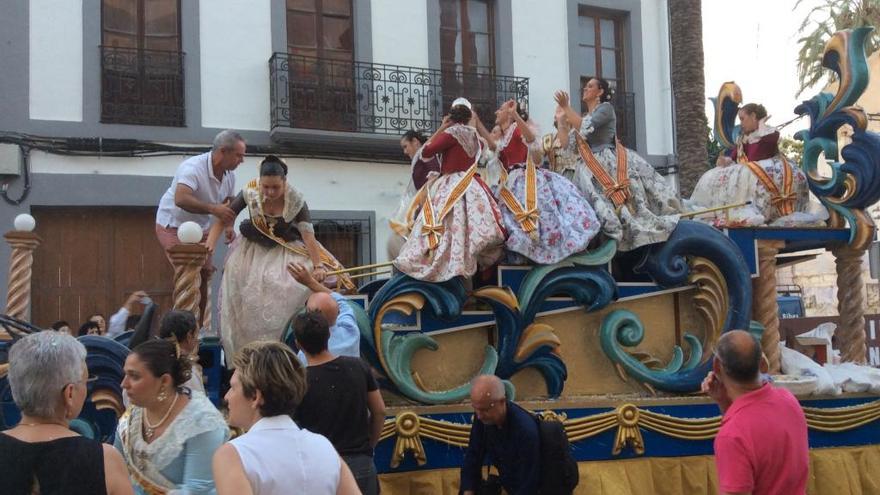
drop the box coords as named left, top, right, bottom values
left=233, top=341, right=306, bottom=417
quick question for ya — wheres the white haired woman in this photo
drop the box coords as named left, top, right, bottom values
left=0, top=331, right=133, bottom=495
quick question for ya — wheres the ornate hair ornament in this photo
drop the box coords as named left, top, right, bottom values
left=451, top=97, right=472, bottom=110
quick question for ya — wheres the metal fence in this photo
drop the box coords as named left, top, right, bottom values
left=100, top=46, right=185, bottom=127
left=269, top=53, right=529, bottom=135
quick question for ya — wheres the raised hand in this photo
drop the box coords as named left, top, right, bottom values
left=554, top=90, right=570, bottom=108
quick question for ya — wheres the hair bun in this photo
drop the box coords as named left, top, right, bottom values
left=260, top=155, right=288, bottom=176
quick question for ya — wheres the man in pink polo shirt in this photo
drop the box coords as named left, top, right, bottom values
left=702, top=330, right=809, bottom=495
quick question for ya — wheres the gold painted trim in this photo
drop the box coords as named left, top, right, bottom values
left=379, top=399, right=880, bottom=466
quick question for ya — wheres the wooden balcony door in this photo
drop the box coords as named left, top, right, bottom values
left=30, top=207, right=174, bottom=331
left=286, top=0, right=356, bottom=131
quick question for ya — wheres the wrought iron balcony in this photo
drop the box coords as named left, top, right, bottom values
left=100, top=46, right=185, bottom=127
left=269, top=53, right=529, bottom=136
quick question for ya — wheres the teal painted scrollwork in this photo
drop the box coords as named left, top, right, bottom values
left=365, top=274, right=502, bottom=404
left=794, top=27, right=880, bottom=250
left=600, top=309, right=704, bottom=388
left=599, top=221, right=752, bottom=393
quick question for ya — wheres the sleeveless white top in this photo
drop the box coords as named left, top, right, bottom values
left=230, top=415, right=340, bottom=495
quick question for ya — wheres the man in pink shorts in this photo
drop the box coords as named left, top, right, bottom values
left=155, top=129, right=245, bottom=325
left=702, top=330, right=809, bottom=495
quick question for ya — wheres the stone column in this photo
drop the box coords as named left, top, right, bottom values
left=831, top=244, right=867, bottom=364
left=168, top=244, right=208, bottom=324
left=3, top=231, right=42, bottom=326
left=752, top=240, right=784, bottom=373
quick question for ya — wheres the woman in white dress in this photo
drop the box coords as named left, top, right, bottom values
left=210, top=156, right=352, bottom=359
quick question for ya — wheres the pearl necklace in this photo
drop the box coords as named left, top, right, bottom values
left=143, top=392, right=179, bottom=441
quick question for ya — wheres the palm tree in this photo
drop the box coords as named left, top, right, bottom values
left=668, top=0, right=709, bottom=197
left=796, top=0, right=880, bottom=96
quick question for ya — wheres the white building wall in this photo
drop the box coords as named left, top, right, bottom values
left=510, top=1, right=570, bottom=131
left=30, top=152, right=407, bottom=262
left=639, top=0, right=674, bottom=156
left=29, top=0, right=83, bottom=122
left=371, top=0, right=429, bottom=67
left=200, top=0, right=272, bottom=131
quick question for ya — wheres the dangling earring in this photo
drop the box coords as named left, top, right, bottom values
left=157, top=387, right=168, bottom=402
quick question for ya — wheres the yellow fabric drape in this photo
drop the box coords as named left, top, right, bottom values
left=379, top=444, right=880, bottom=495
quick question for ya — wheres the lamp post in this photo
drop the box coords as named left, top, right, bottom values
left=3, top=214, right=41, bottom=338
left=167, top=222, right=208, bottom=323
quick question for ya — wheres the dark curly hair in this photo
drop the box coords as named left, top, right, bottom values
left=449, top=104, right=473, bottom=124
left=131, top=339, right=193, bottom=387
left=159, top=310, right=197, bottom=343
left=260, top=155, right=288, bottom=177
left=589, top=77, right=614, bottom=103
left=739, top=103, right=768, bottom=120
left=402, top=130, right=427, bottom=145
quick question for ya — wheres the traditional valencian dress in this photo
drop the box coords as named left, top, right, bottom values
left=115, top=390, right=229, bottom=494
left=540, top=130, right=580, bottom=181
left=571, top=101, right=681, bottom=252
left=494, top=123, right=600, bottom=264
left=393, top=123, right=506, bottom=282
left=685, top=123, right=816, bottom=226
left=387, top=145, right=441, bottom=259
left=220, top=180, right=353, bottom=358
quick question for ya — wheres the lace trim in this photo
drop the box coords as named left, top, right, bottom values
left=443, top=124, right=481, bottom=158
left=123, top=393, right=228, bottom=472
left=742, top=122, right=777, bottom=144
left=496, top=122, right=518, bottom=153
left=245, top=183, right=305, bottom=223
left=580, top=102, right=612, bottom=137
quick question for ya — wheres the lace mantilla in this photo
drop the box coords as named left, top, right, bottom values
left=122, top=392, right=228, bottom=472
left=245, top=183, right=306, bottom=224
left=443, top=124, right=481, bottom=158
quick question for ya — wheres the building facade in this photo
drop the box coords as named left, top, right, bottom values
left=0, top=0, right=675, bottom=328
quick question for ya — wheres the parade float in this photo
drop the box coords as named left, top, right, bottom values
left=2, top=28, right=880, bottom=495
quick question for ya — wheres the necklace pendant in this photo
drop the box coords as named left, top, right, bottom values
left=145, top=427, right=154, bottom=440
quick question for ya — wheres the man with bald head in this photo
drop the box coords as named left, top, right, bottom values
left=460, top=375, right=540, bottom=495
left=702, top=330, right=808, bottom=495
left=287, top=263, right=360, bottom=363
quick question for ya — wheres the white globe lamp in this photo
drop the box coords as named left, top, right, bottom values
left=177, top=221, right=203, bottom=244
left=13, top=214, right=36, bottom=232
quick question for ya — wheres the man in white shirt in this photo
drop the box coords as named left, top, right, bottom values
left=155, top=129, right=246, bottom=325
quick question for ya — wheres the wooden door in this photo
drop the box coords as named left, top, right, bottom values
left=31, top=207, right=175, bottom=331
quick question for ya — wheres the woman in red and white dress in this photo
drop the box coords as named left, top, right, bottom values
left=393, top=99, right=506, bottom=282
left=479, top=100, right=600, bottom=265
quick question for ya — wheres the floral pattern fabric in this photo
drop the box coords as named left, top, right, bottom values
left=571, top=147, right=681, bottom=252
left=497, top=167, right=600, bottom=264
left=393, top=172, right=506, bottom=282
left=684, top=156, right=821, bottom=226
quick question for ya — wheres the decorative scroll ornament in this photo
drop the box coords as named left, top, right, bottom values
left=709, top=81, right=743, bottom=151
left=362, top=240, right=618, bottom=404
left=794, top=27, right=880, bottom=250
left=365, top=276, right=500, bottom=404
left=600, top=221, right=753, bottom=393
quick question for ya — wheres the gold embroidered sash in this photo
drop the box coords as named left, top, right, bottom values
left=119, top=412, right=172, bottom=495
left=246, top=193, right=355, bottom=291
left=575, top=134, right=631, bottom=209
left=498, top=156, right=539, bottom=234
left=742, top=156, right=796, bottom=216
left=420, top=162, right=478, bottom=251
left=389, top=185, right=429, bottom=238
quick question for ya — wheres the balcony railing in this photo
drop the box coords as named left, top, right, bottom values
left=269, top=53, right=529, bottom=135
left=100, top=46, right=185, bottom=127
left=613, top=91, right=636, bottom=150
